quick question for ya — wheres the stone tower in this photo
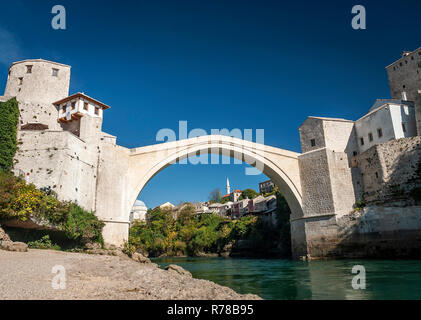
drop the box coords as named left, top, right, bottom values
left=386, top=48, right=421, bottom=134
left=4, top=59, right=71, bottom=130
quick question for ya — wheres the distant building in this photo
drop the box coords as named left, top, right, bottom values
left=193, top=202, right=209, bottom=214
left=158, top=202, right=175, bottom=210
left=208, top=202, right=224, bottom=216
left=259, top=180, right=275, bottom=194
left=220, top=201, right=234, bottom=217
left=130, top=200, right=148, bottom=222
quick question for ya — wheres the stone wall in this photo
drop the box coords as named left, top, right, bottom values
left=353, top=136, right=421, bottom=204
left=386, top=49, right=421, bottom=102
left=298, top=149, right=335, bottom=217
left=13, top=130, right=99, bottom=212
left=334, top=206, right=421, bottom=258
left=5, top=60, right=70, bottom=106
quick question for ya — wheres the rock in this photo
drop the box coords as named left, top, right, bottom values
left=85, top=242, right=101, bottom=250
left=104, top=244, right=118, bottom=250
left=1, top=241, right=28, bottom=252
left=0, top=225, right=11, bottom=242
left=165, top=264, right=192, bottom=277
left=132, top=252, right=151, bottom=264
left=135, top=248, right=149, bottom=257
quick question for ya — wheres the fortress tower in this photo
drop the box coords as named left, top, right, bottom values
left=386, top=48, right=421, bottom=134
left=3, top=59, right=71, bottom=130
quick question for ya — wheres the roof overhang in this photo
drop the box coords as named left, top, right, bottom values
left=53, top=92, right=111, bottom=110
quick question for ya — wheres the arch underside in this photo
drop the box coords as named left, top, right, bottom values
left=128, top=136, right=303, bottom=220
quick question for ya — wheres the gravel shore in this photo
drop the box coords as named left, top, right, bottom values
left=0, top=249, right=261, bottom=300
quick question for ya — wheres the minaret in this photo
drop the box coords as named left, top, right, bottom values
left=226, top=177, right=230, bottom=195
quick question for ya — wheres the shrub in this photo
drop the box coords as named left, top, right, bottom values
left=63, top=203, right=104, bottom=244
left=28, top=235, right=61, bottom=250
left=353, top=199, right=366, bottom=212
left=0, top=172, right=104, bottom=245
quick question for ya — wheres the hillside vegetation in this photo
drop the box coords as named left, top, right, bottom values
left=126, top=191, right=291, bottom=258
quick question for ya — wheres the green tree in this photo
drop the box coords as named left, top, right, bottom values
left=208, top=188, right=222, bottom=203
left=239, top=188, right=259, bottom=200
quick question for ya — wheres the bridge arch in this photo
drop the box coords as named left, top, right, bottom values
left=127, top=135, right=303, bottom=221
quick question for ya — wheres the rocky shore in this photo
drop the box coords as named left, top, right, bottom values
left=0, top=248, right=261, bottom=300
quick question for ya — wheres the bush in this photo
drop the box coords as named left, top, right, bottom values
left=0, top=172, right=104, bottom=245
left=28, top=235, right=61, bottom=250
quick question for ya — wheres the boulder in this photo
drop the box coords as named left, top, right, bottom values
left=1, top=241, right=28, bottom=252
left=132, top=252, right=151, bottom=264
left=0, top=225, right=11, bottom=242
left=165, top=264, right=192, bottom=277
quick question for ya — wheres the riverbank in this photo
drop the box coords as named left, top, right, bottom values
left=0, top=249, right=260, bottom=300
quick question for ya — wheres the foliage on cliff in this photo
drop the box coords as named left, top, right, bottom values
left=0, top=171, right=104, bottom=244
left=127, top=191, right=291, bottom=258
left=0, top=98, right=19, bottom=171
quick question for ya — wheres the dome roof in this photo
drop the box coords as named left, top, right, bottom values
left=134, top=200, right=147, bottom=208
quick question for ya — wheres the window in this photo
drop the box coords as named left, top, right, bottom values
left=402, top=122, right=407, bottom=132
left=52, top=68, right=59, bottom=77
left=18, top=77, right=23, bottom=85
left=26, top=65, right=32, bottom=73
left=71, top=102, right=76, bottom=110
left=310, top=139, right=316, bottom=147
left=353, top=151, right=358, bottom=157
left=375, top=172, right=379, bottom=179
left=62, top=106, right=66, bottom=113
left=400, top=62, right=403, bottom=66
left=84, top=102, right=89, bottom=111
left=377, top=128, right=383, bottom=138
left=403, top=85, right=406, bottom=88
left=360, top=137, right=364, bottom=146
left=94, top=107, right=99, bottom=115
left=368, top=132, right=373, bottom=142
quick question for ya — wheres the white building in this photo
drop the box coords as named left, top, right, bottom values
left=158, top=202, right=175, bottom=210
left=130, top=200, right=148, bottom=222
left=194, top=202, right=209, bottom=214
left=355, top=100, right=416, bottom=153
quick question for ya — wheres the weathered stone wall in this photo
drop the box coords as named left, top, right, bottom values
left=298, top=149, right=335, bottom=217
left=327, top=151, right=362, bottom=216
left=334, top=206, right=421, bottom=258
left=5, top=60, right=70, bottom=106
left=95, top=142, right=131, bottom=246
left=17, top=101, right=62, bottom=131
left=386, top=49, right=421, bottom=102
left=354, top=136, right=421, bottom=204
left=299, top=117, right=357, bottom=158
left=13, top=130, right=100, bottom=212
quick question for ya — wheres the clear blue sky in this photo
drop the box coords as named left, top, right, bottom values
left=0, top=0, right=420, bottom=208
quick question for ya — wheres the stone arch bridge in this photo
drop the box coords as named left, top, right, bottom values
left=94, top=135, right=307, bottom=256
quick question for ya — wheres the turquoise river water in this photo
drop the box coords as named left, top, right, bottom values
left=153, top=257, right=421, bottom=300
